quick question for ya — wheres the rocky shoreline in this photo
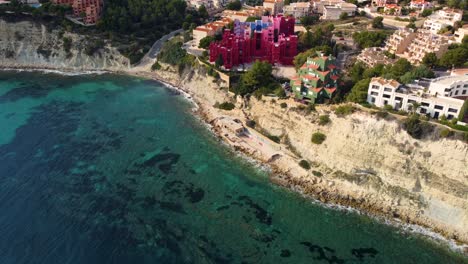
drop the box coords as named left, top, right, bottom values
left=127, top=66, right=468, bottom=253
left=1, top=65, right=467, bottom=255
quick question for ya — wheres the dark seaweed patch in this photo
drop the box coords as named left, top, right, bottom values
left=216, top=205, right=230, bottom=211
left=0, top=84, right=49, bottom=102
left=300, top=242, right=345, bottom=264
left=237, top=196, right=272, bottom=226
left=138, top=152, right=180, bottom=174
left=351, top=247, right=379, bottom=260
left=280, top=249, right=291, bottom=257
left=185, top=186, right=204, bottom=203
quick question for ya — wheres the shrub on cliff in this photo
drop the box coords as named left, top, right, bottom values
left=439, top=128, right=454, bottom=138
left=299, top=160, right=311, bottom=170
left=318, top=115, right=330, bottom=126
left=311, top=132, right=326, bottom=144
left=402, top=115, right=434, bottom=139
left=334, top=104, right=355, bottom=117
left=216, top=102, right=235, bottom=110
left=280, top=102, right=287, bottom=108
left=246, top=120, right=256, bottom=128
left=151, top=62, right=162, bottom=71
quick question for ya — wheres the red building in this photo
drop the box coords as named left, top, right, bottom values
left=53, top=0, right=103, bottom=24
left=209, top=16, right=298, bottom=70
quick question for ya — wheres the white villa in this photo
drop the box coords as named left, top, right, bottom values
left=367, top=76, right=468, bottom=120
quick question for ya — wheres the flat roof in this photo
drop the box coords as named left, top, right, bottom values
left=432, top=75, right=468, bottom=86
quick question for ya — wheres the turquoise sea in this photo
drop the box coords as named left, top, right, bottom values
left=0, top=71, right=466, bottom=264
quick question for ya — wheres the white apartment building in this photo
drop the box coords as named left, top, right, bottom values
left=409, top=0, right=432, bottom=10
left=322, top=2, right=356, bottom=20
left=283, top=2, right=312, bottom=18
left=263, top=0, right=284, bottom=15
left=423, top=8, right=463, bottom=34
left=367, top=76, right=467, bottom=119
left=454, top=25, right=468, bottom=43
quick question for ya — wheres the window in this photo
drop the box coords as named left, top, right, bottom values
left=371, top=91, right=378, bottom=96
left=384, top=87, right=392, bottom=92
left=434, top=105, right=443, bottom=110
left=421, top=102, right=429, bottom=107
left=420, top=108, right=427, bottom=114
left=384, top=100, right=388, bottom=105
left=463, top=90, right=467, bottom=95
left=464, top=84, right=468, bottom=88
left=383, top=94, right=391, bottom=98
left=395, top=96, right=403, bottom=101
left=455, top=90, right=459, bottom=96
left=371, top=97, right=376, bottom=103
left=372, top=85, right=379, bottom=90
left=408, top=99, right=416, bottom=104
left=447, top=114, right=454, bottom=119
left=448, top=108, right=457, bottom=113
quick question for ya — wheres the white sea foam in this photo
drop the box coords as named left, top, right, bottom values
left=1, top=68, right=108, bottom=76
left=294, top=189, right=468, bottom=254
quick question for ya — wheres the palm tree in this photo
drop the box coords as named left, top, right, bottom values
left=411, top=102, right=421, bottom=114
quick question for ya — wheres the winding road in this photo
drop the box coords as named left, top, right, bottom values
left=135, top=28, right=183, bottom=69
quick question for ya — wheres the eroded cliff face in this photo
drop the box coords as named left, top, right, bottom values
left=0, top=18, right=130, bottom=71
left=247, top=99, right=468, bottom=242
left=150, top=64, right=468, bottom=244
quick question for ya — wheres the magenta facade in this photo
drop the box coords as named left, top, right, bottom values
left=209, top=16, right=298, bottom=69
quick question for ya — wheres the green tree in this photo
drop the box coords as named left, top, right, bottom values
left=459, top=99, right=468, bottom=121
left=384, top=58, right=412, bottom=79
left=198, top=5, right=209, bottom=20
left=234, top=61, right=273, bottom=96
left=421, top=9, right=432, bottom=17
left=346, top=78, right=371, bottom=103
left=352, top=31, right=388, bottom=48
left=399, top=65, right=435, bottom=84
left=198, top=36, right=215, bottom=49
left=339, top=12, right=349, bottom=20
left=439, top=46, right=468, bottom=67
left=372, top=16, right=384, bottom=28
left=215, top=55, right=224, bottom=68
left=300, top=15, right=319, bottom=26
left=226, top=0, right=242, bottom=10
left=422, top=52, right=438, bottom=68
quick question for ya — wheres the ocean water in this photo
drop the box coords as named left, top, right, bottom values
left=0, top=71, right=466, bottom=264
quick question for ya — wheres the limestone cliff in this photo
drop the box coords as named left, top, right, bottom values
left=148, top=64, right=468, bottom=245
left=0, top=18, right=130, bottom=71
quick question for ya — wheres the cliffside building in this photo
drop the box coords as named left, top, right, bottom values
left=290, top=54, right=340, bottom=104
left=263, top=0, right=284, bottom=15
left=53, top=0, right=103, bottom=24
left=209, top=16, right=297, bottom=69
left=423, top=8, right=463, bottom=34
left=283, top=2, right=312, bottom=19
left=367, top=76, right=467, bottom=119
left=385, top=29, right=450, bottom=65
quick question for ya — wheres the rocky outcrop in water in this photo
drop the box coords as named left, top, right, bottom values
left=0, top=18, right=130, bottom=71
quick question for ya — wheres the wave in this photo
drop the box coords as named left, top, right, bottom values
left=294, top=188, right=468, bottom=254
left=0, top=68, right=109, bottom=76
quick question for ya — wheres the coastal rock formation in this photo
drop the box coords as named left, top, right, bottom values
left=149, top=63, right=468, bottom=246
left=0, top=18, right=130, bottom=71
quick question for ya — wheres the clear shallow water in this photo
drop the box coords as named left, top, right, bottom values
left=0, top=71, right=466, bottom=264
